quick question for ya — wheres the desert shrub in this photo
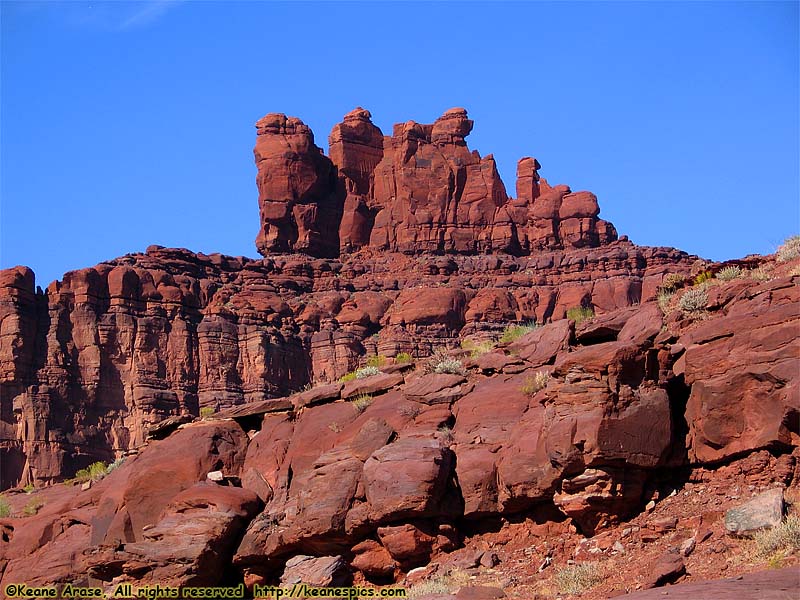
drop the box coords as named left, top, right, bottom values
left=566, top=306, right=594, bottom=325
left=750, top=266, right=772, bottom=281
left=434, top=358, right=466, bottom=375
left=659, top=272, right=685, bottom=292
left=199, top=406, right=215, bottom=418
left=461, top=338, right=496, bottom=358
left=521, top=371, right=550, bottom=396
left=355, top=366, right=382, bottom=379
left=351, top=394, right=373, bottom=414
left=0, top=498, right=11, bottom=518
left=499, top=321, right=538, bottom=344
left=105, top=457, right=125, bottom=474
left=553, top=562, right=604, bottom=595
left=753, top=515, right=800, bottom=560
left=23, top=498, right=43, bottom=516
left=657, top=290, right=675, bottom=314
left=23, top=484, right=35, bottom=494
left=716, top=266, right=743, bottom=281
left=395, top=352, right=413, bottom=364
left=678, top=287, right=708, bottom=312
left=365, top=355, right=387, bottom=368
left=777, top=235, right=800, bottom=262
left=408, top=570, right=471, bottom=598
left=339, top=371, right=358, bottom=383
left=694, top=270, right=713, bottom=285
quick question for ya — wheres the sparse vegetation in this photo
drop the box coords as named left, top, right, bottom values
left=750, top=266, right=772, bottom=281
left=23, top=498, right=43, bottom=516
left=437, top=424, right=454, bottom=443
left=566, top=306, right=594, bottom=325
left=23, top=483, right=35, bottom=494
left=678, top=287, right=708, bottom=313
left=351, top=394, right=374, bottom=414
left=657, top=290, right=675, bottom=314
left=328, top=422, right=342, bottom=433
left=433, top=357, right=466, bottom=375
left=752, top=515, right=800, bottom=562
left=340, top=366, right=382, bottom=382
left=693, top=270, right=713, bottom=285
left=461, top=338, right=496, bottom=358
left=365, top=355, right=387, bottom=368
left=0, top=498, right=11, bottom=518
left=553, top=562, right=604, bottom=595
left=659, top=272, right=685, bottom=292
left=199, top=406, right=215, bottom=418
left=395, top=352, right=413, bottom=364
left=499, top=321, right=538, bottom=344
left=408, top=569, right=471, bottom=598
left=777, top=235, right=800, bottom=262
left=715, top=265, right=743, bottom=281
left=67, top=459, right=121, bottom=486
left=521, top=371, right=550, bottom=396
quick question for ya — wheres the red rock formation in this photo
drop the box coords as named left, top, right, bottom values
left=254, top=114, right=342, bottom=257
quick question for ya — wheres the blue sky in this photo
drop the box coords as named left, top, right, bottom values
left=2, top=1, right=798, bottom=287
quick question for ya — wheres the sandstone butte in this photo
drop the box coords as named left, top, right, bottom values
left=0, top=107, right=798, bottom=599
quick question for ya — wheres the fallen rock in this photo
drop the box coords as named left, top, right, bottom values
left=280, top=555, right=351, bottom=587
left=642, top=549, right=686, bottom=589
left=725, top=488, right=785, bottom=536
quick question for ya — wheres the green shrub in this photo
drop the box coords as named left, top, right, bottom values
left=566, top=306, right=594, bottom=325
left=694, top=270, right=713, bottom=285
left=23, top=498, right=43, bottom=516
left=351, top=394, right=373, bottom=414
left=521, top=371, right=550, bottom=396
left=678, top=287, right=708, bottom=312
left=339, top=371, right=358, bottom=383
left=365, top=355, right=387, bottom=368
left=499, top=321, right=538, bottom=344
left=750, top=266, right=772, bottom=281
left=395, top=352, right=413, bottom=364
left=461, top=338, right=496, bottom=358
left=659, top=272, right=685, bottom=292
left=199, top=407, right=215, bottom=418
left=433, top=358, right=465, bottom=375
left=777, top=235, right=800, bottom=262
left=716, top=266, right=743, bottom=281
left=0, top=498, right=11, bottom=518
left=23, top=484, right=35, bottom=494
left=553, top=562, right=604, bottom=595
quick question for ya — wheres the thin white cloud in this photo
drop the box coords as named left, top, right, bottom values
left=119, top=0, right=180, bottom=30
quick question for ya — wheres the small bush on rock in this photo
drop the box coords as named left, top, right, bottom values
left=659, top=272, right=685, bottom=292
left=365, top=355, right=387, bottom=368
left=433, top=358, right=466, bottom=375
left=23, top=498, right=43, bottom=516
left=499, top=321, right=538, bottom=344
left=461, top=338, right=496, bottom=358
left=716, top=266, right=743, bottom=281
left=566, top=306, right=594, bottom=325
left=521, top=371, right=550, bottom=396
left=351, top=394, right=373, bottom=414
left=657, top=290, right=675, bottom=314
left=753, top=515, right=800, bottom=561
left=199, top=407, right=215, bottom=418
left=678, top=287, right=708, bottom=313
left=694, top=270, right=713, bottom=285
left=554, top=562, right=604, bottom=595
left=395, top=352, right=413, bottom=364
left=777, top=235, right=800, bottom=262
left=355, top=366, right=382, bottom=379
left=0, top=498, right=11, bottom=518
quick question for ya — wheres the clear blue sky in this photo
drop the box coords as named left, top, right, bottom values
left=2, top=1, right=798, bottom=288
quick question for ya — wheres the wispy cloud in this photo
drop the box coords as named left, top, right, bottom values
left=119, top=0, right=181, bottom=30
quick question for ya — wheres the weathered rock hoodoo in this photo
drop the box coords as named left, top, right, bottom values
left=0, top=107, right=797, bottom=597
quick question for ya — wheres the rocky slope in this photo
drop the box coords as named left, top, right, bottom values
left=0, top=107, right=797, bottom=598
